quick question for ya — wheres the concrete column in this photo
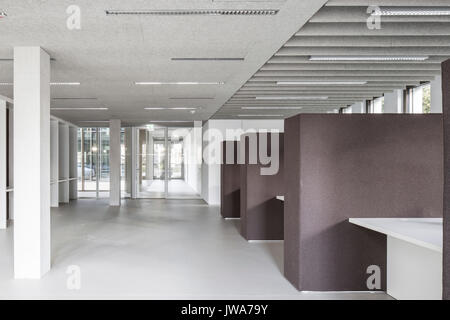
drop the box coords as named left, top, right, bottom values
left=350, top=101, right=366, bottom=114
left=0, top=99, right=6, bottom=229
left=384, top=90, right=403, bottom=113
left=125, top=127, right=132, bottom=196
left=431, top=75, right=443, bottom=114
left=109, top=119, right=121, bottom=206
left=50, top=120, right=59, bottom=207
left=412, top=87, right=424, bottom=114
left=131, top=127, right=137, bottom=199
left=59, top=123, right=69, bottom=204
left=8, top=105, right=14, bottom=220
left=13, top=47, right=51, bottom=279
left=69, top=126, right=78, bottom=200
left=443, top=60, right=450, bottom=300
left=194, top=121, right=203, bottom=194
left=147, top=133, right=154, bottom=182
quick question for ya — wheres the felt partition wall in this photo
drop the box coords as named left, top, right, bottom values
left=220, top=141, right=241, bottom=219
left=284, top=114, right=443, bottom=291
left=240, top=132, right=284, bottom=240
left=443, top=59, right=450, bottom=300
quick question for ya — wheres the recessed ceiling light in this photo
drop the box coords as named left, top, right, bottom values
left=242, top=107, right=303, bottom=110
left=149, top=120, right=194, bottom=123
left=0, top=58, right=56, bottom=61
left=51, top=107, right=108, bottom=110
left=106, top=9, right=279, bottom=16
left=135, top=81, right=224, bottom=85
left=144, top=107, right=197, bottom=110
left=78, top=120, right=110, bottom=123
left=0, top=82, right=80, bottom=86
left=170, top=97, right=214, bottom=100
left=171, top=57, right=245, bottom=61
left=277, top=81, right=368, bottom=85
left=255, top=96, right=328, bottom=100
left=238, top=114, right=284, bottom=117
left=372, top=8, right=450, bottom=16
left=309, top=56, right=429, bottom=61
left=50, top=82, right=81, bottom=86
left=52, top=97, right=97, bottom=100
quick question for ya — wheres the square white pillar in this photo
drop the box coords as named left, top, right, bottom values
left=58, top=123, right=69, bottom=204
left=50, top=120, right=59, bottom=207
left=431, top=75, right=443, bottom=114
left=350, top=101, right=366, bottom=114
left=0, top=99, right=6, bottom=229
left=13, top=47, right=51, bottom=279
left=69, top=126, right=78, bottom=200
left=384, top=90, right=403, bottom=114
left=109, top=119, right=121, bottom=206
left=8, top=105, right=14, bottom=220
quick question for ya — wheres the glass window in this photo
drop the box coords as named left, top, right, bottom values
left=408, top=84, right=431, bottom=114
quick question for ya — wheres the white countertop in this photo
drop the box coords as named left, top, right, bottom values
left=349, top=218, right=443, bottom=253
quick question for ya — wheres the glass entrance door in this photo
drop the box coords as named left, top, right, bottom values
left=77, top=127, right=110, bottom=198
left=134, top=126, right=200, bottom=199
left=136, top=126, right=166, bottom=198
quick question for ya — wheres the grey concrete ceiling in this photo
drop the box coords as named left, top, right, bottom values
left=213, top=0, right=450, bottom=119
left=0, top=0, right=327, bottom=126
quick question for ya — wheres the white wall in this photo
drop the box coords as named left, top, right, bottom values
left=201, top=119, right=284, bottom=205
left=183, top=127, right=202, bottom=194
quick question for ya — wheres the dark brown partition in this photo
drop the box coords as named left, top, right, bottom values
left=220, top=141, right=241, bottom=219
left=443, top=59, right=450, bottom=300
left=240, top=132, right=284, bottom=240
left=285, top=114, right=443, bottom=291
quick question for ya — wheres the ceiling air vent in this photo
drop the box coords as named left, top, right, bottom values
left=105, top=9, right=279, bottom=16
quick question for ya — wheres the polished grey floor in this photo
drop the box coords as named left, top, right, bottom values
left=0, top=199, right=392, bottom=299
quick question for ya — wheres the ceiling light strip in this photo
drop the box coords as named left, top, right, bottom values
left=242, top=107, right=303, bottom=110
left=0, top=82, right=80, bottom=86
left=78, top=120, right=110, bottom=123
left=238, top=114, right=284, bottom=117
left=149, top=121, right=194, bottom=123
left=255, top=96, right=328, bottom=100
left=171, top=57, right=244, bottom=61
left=373, top=8, right=450, bottom=16
left=170, top=97, right=214, bottom=100
left=309, top=56, right=429, bottom=62
left=51, top=108, right=108, bottom=110
left=106, top=9, right=279, bottom=16
left=277, top=81, right=368, bottom=85
left=135, top=81, right=224, bottom=85
left=144, top=107, right=197, bottom=110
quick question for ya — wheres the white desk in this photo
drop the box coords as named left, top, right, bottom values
left=349, top=218, right=443, bottom=300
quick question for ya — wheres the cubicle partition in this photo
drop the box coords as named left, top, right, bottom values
left=284, top=114, right=443, bottom=291
left=443, top=59, right=450, bottom=300
left=240, top=132, right=284, bottom=241
left=220, top=141, right=241, bottom=219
